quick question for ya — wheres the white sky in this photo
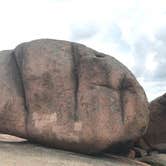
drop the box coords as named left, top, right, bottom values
left=0, top=0, right=166, bottom=101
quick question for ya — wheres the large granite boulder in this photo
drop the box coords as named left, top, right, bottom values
left=0, top=39, right=149, bottom=154
left=142, top=93, right=166, bottom=152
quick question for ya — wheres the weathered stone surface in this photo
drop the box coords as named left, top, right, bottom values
left=0, top=39, right=149, bottom=154
left=0, top=140, right=150, bottom=166
left=143, top=93, right=166, bottom=152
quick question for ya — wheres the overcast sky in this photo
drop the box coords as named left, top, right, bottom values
left=0, top=0, right=166, bottom=101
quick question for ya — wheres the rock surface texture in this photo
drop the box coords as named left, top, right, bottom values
left=0, top=139, right=150, bottom=166
left=0, top=39, right=149, bottom=154
left=143, top=93, right=166, bottom=152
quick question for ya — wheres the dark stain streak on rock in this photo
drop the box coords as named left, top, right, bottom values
left=12, top=51, right=29, bottom=114
left=119, top=76, right=127, bottom=124
left=71, top=43, right=80, bottom=121
left=9, top=54, right=24, bottom=97
left=119, top=90, right=125, bottom=124
left=15, top=45, right=25, bottom=71
left=12, top=50, right=29, bottom=136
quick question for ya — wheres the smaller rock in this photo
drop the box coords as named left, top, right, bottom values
left=139, top=154, right=166, bottom=166
left=142, top=93, right=166, bottom=152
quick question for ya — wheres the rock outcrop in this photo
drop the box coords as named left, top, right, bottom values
left=142, top=93, right=166, bottom=152
left=0, top=39, right=149, bottom=154
left=0, top=138, right=150, bottom=166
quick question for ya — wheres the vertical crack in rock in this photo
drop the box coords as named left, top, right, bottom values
left=12, top=50, right=29, bottom=136
left=119, top=76, right=126, bottom=124
left=120, top=90, right=125, bottom=124
left=71, top=43, right=80, bottom=121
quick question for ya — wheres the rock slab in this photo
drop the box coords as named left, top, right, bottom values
left=0, top=141, right=150, bottom=166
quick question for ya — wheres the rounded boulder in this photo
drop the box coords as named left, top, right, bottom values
left=0, top=39, right=149, bottom=154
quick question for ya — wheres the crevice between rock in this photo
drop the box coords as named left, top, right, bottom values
left=119, top=76, right=126, bottom=124
left=71, top=43, right=80, bottom=121
left=12, top=50, right=29, bottom=136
